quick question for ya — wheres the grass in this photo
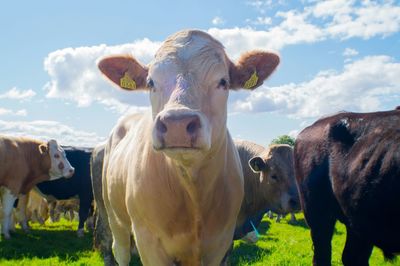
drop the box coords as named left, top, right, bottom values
left=0, top=215, right=397, bottom=265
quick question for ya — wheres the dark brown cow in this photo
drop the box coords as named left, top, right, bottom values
left=294, top=108, right=400, bottom=265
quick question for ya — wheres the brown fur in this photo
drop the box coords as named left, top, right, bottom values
left=234, top=140, right=299, bottom=229
left=0, top=136, right=52, bottom=195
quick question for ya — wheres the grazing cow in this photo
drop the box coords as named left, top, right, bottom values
left=49, top=198, right=80, bottom=222
left=14, top=190, right=49, bottom=226
left=294, top=108, right=400, bottom=265
left=0, top=136, right=74, bottom=239
left=34, top=146, right=94, bottom=237
left=98, top=29, right=279, bottom=265
left=91, top=143, right=117, bottom=266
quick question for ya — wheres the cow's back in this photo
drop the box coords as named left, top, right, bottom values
left=295, top=108, right=400, bottom=261
left=0, top=137, right=35, bottom=192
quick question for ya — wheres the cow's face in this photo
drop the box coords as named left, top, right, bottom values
left=249, top=145, right=300, bottom=214
left=40, top=140, right=75, bottom=180
left=99, top=30, right=279, bottom=164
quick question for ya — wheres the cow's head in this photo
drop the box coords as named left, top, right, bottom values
left=99, top=30, right=279, bottom=163
left=249, top=144, right=300, bottom=214
left=39, top=139, right=75, bottom=179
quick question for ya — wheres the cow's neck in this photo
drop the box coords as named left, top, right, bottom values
left=21, top=142, right=51, bottom=194
left=244, top=178, right=272, bottom=218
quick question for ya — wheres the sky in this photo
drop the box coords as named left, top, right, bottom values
left=0, top=0, right=399, bottom=147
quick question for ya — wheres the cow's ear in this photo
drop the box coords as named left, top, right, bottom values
left=98, top=55, right=149, bottom=91
left=248, top=156, right=267, bottom=173
left=39, top=144, right=48, bottom=155
left=229, top=51, right=279, bottom=90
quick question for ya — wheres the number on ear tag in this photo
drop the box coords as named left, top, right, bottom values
left=120, top=72, right=136, bottom=90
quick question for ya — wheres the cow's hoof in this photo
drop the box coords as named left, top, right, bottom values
left=77, top=228, right=84, bottom=237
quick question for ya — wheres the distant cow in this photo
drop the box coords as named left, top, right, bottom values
left=34, top=146, right=93, bottom=237
left=0, top=136, right=74, bottom=239
left=233, top=140, right=300, bottom=242
left=14, top=190, right=49, bottom=226
left=98, top=29, right=279, bottom=265
left=295, top=108, right=400, bottom=265
left=91, top=143, right=117, bottom=266
left=49, top=198, right=80, bottom=222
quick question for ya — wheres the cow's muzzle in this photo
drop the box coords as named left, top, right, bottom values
left=153, top=110, right=210, bottom=151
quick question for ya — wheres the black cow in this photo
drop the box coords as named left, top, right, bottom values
left=294, top=107, right=400, bottom=265
left=35, top=146, right=94, bottom=237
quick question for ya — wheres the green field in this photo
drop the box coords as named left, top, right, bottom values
left=0, top=215, right=396, bottom=265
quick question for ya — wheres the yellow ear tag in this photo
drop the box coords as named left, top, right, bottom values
left=120, top=72, right=136, bottom=90
left=243, top=70, right=259, bottom=89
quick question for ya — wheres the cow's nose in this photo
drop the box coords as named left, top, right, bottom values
left=155, top=113, right=201, bottom=148
left=68, top=167, right=75, bottom=177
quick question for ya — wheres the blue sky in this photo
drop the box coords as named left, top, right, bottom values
left=1, top=0, right=399, bottom=147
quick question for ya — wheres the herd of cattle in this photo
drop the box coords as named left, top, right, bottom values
left=0, top=29, right=399, bottom=266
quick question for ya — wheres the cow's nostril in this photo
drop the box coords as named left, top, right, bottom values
left=186, top=118, right=200, bottom=135
left=156, top=119, right=168, bottom=134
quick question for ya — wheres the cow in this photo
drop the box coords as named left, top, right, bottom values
left=98, top=29, right=280, bottom=265
left=14, top=190, right=49, bottom=226
left=91, top=143, right=117, bottom=266
left=32, top=146, right=94, bottom=237
left=294, top=108, right=400, bottom=265
left=0, top=136, right=74, bottom=239
left=49, top=198, right=80, bottom=222
left=234, top=140, right=300, bottom=241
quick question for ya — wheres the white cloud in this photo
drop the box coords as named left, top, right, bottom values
left=44, top=39, right=160, bottom=110
left=212, top=16, right=225, bottom=26
left=0, top=108, right=28, bottom=116
left=42, top=0, right=400, bottom=114
left=231, top=55, right=400, bottom=118
left=245, top=0, right=400, bottom=41
left=319, top=1, right=400, bottom=39
left=343, top=47, right=359, bottom=57
left=15, top=109, right=27, bottom=116
left=0, top=108, right=12, bottom=116
left=0, top=87, right=36, bottom=101
left=0, top=120, right=105, bottom=147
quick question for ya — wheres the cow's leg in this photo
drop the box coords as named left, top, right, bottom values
left=307, top=211, right=336, bottom=266
left=1, top=188, right=17, bottom=239
left=342, top=227, right=373, bottom=266
left=77, top=197, right=92, bottom=237
left=290, top=213, right=297, bottom=223
left=133, top=224, right=172, bottom=266
left=108, top=218, right=132, bottom=266
left=16, top=194, right=30, bottom=232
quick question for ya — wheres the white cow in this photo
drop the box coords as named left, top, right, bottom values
left=98, top=29, right=279, bottom=265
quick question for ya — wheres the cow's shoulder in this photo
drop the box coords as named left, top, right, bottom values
left=107, top=112, right=147, bottom=152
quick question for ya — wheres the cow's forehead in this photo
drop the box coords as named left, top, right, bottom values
left=152, top=30, right=227, bottom=70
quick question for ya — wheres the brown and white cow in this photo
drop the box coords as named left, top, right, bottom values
left=295, top=107, right=400, bottom=265
left=98, top=29, right=279, bottom=265
left=0, top=136, right=74, bottom=239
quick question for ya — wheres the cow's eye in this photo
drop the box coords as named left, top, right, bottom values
left=147, top=78, right=155, bottom=89
left=54, top=154, right=60, bottom=159
left=217, top=78, right=228, bottom=89
left=271, top=175, right=278, bottom=180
